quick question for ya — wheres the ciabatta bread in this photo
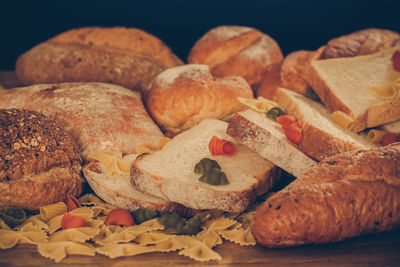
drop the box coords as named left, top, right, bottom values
left=275, top=87, right=376, bottom=161
left=0, top=82, right=164, bottom=158
left=0, top=109, right=83, bottom=210
left=307, top=47, right=400, bottom=132
left=226, top=109, right=317, bottom=177
left=145, top=64, right=253, bottom=133
left=16, top=27, right=182, bottom=92
left=252, top=143, right=400, bottom=247
left=83, top=161, right=190, bottom=214
left=131, top=119, right=278, bottom=213
left=188, top=25, right=283, bottom=90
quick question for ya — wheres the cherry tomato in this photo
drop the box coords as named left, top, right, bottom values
left=381, top=132, right=399, bottom=146
left=106, top=208, right=135, bottom=226
left=284, top=123, right=303, bottom=145
left=61, top=213, right=87, bottom=229
left=276, top=115, right=297, bottom=129
left=391, top=50, right=400, bottom=72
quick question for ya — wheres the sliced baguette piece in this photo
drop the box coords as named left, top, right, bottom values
left=275, top=87, right=377, bottom=161
left=226, top=109, right=317, bottom=177
left=131, top=119, right=278, bottom=213
left=307, top=47, right=400, bottom=132
left=83, top=161, right=190, bottom=214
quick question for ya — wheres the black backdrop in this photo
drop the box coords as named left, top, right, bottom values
left=1, top=0, right=399, bottom=70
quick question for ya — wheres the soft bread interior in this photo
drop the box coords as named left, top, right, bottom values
left=136, top=119, right=275, bottom=192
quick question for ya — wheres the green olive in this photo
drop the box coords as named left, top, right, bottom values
left=132, top=208, right=158, bottom=224
left=266, top=107, right=286, bottom=121
left=0, top=207, right=27, bottom=228
left=199, top=167, right=229, bottom=185
left=158, top=213, right=202, bottom=235
left=194, top=158, right=221, bottom=175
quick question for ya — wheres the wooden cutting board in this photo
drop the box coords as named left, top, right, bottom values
left=0, top=71, right=399, bottom=266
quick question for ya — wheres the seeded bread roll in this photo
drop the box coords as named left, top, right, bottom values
left=0, top=109, right=83, bottom=210
left=188, top=25, right=283, bottom=90
left=145, top=64, right=254, bottom=134
left=16, top=27, right=183, bottom=92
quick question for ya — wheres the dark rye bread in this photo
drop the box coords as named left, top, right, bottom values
left=0, top=109, right=83, bottom=210
left=16, top=27, right=183, bottom=92
left=252, top=143, right=400, bottom=247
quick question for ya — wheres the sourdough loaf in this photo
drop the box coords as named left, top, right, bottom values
left=252, top=143, right=400, bottom=247
left=0, top=109, right=83, bottom=210
left=16, top=27, right=183, bottom=92
left=131, top=119, right=278, bottom=213
left=145, top=64, right=254, bottom=133
left=307, top=47, right=400, bottom=132
left=188, top=25, right=283, bottom=90
left=275, top=87, right=376, bottom=161
left=0, top=82, right=164, bottom=158
left=226, top=109, right=317, bottom=177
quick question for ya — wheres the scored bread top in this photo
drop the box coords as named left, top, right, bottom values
left=0, top=83, right=164, bottom=158
left=135, top=119, right=274, bottom=192
left=0, top=108, right=82, bottom=180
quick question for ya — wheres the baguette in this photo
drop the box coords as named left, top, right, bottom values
left=226, top=109, right=317, bottom=177
left=131, top=119, right=278, bottom=213
left=252, top=143, right=400, bottom=247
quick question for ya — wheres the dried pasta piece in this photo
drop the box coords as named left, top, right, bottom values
left=151, top=237, right=186, bottom=252
left=37, top=241, right=95, bottom=263
left=237, top=96, right=280, bottom=113
left=158, top=137, right=172, bottom=148
left=369, top=77, right=400, bottom=100
left=194, top=228, right=223, bottom=248
left=40, top=202, right=68, bottom=221
left=204, top=217, right=237, bottom=232
left=46, top=214, right=63, bottom=234
left=87, top=151, right=130, bottom=175
left=330, top=111, right=355, bottom=131
left=0, top=218, right=11, bottom=230
left=0, top=229, right=47, bottom=249
left=367, top=129, right=388, bottom=143
left=70, top=207, right=94, bottom=221
left=91, top=203, right=118, bottom=216
left=138, top=218, right=165, bottom=230
left=78, top=194, right=104, bottom=205
left=22, top=215, right=49, bottom=231
left=49, top=227, right=100, bottom=242
left=94, top=225, right=142, bottom=245
left=134, top=232, right=172, bottom=245
left=96, top=243, right=154, bottom=259
left=177, top=236, right=222, bottom=262
left=136, top=146, right=153, bottom=156
left=220, top=227, right=256, bottom=246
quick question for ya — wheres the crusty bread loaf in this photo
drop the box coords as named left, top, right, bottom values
left=0, top=109, right=83, bottom=210
left=131, top=119, right=278, bottom=213
left=16, top=27, right=183, bottom=92
left=275, top=87, right=376, bottom=161
left=226, top=109, right=317, bottom=177
left=307, top=47, right=400, bottom=132
left=83, top=161, right=190, bottom=214
left=0, top=82, right=164, bottom=158
left=188, top=25, right=283, bottom=90
left=252, top=143, right=400, bottom=247
left=255, top=62, right=282, bottom=101
left=320, top=28, right=400, bottom=59
left=145, top=64, right=254, bottom=133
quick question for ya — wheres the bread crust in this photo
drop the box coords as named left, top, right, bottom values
left=188, top=26, right=283, bottom=89
left=145, top=64, right=254, bottom=133
left=255, top=63, right=282, bottom=101
left=252, top=143, right=400, bottom=247
left=0, top=109, right=83, bottom=210
left=16, top=27, right=182, bottom=92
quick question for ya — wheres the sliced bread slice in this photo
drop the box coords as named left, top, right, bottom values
left=275, top=87, right=377, bottom=161
left=83, top=161, right=190, bottom=214
left=226, top=109, right=317, bottom=177
left=131, top=119, right=278, bottom=213
left=307, top=47, right=400, bottom=132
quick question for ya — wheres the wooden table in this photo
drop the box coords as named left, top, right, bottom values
left=0, top=71, right=400, bottom=266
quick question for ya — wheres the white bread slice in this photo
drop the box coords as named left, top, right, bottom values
left=381, top=120, right=400, bottom=133
left=83, top=161, right=190, bottom=214
left=226, top=109, right=317, bottom=177
left=307, top=47, right=400, bottom=132
left=275, top=87, right=377, bottom=161
left=131, top=119, right=278, bottom=213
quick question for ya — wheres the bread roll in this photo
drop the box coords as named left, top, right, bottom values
left=0, top=82, right=164, bottom=158
left=188, top=26, right=283, bottom=90
left=145, top=64, right=254, bottom=133
left=0, top=109, right=83, bottom=210
left=16, top=27, right=183, bottom=92
left=252, top=143, right=400, bottom=247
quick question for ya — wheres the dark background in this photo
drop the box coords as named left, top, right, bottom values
left=1, top=0, right=399, bottom=70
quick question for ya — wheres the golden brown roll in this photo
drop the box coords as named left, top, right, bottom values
left=15, top=27, right=183, bottom=92
left=252, top=143, right=400, bottom=247
left=145, top=64, right=254, bottom=133
left=188, top=25, right=283, bottom=91
left=0, top=109, right=83, bottom=210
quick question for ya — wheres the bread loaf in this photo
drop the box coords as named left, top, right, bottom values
left=188, top=25, right=283, bottom=90
left=252, top=143, right=400, bottom=247
left=0, top=109, right=83, bottom=210
left=0, top=82, right=164, bottom=158
left=145, top=64, right=254, bottom=133
left=16, top=27, right=183, bottom=92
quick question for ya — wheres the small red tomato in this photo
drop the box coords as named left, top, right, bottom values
left=106, top=208, right=135, bottom=226
left=276, top=115, right=297, bottom=129
left=284, top=123, right=303, bottom=145
left=391, top=50, right=400, bottom=72
left=61, top=213, right=87, bottom=230
left=381, top=132, right=399, bottom=146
